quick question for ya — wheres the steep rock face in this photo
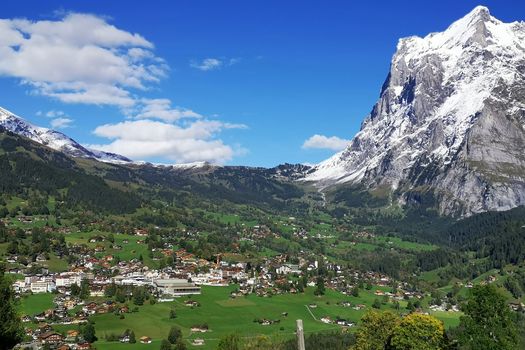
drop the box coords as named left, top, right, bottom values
left=306, top=6, right=525, bottom=216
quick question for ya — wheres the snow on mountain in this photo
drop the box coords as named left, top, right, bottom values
left=0, top=106, right=132, bottom=164
left=306, top=6, right=525, bottom=215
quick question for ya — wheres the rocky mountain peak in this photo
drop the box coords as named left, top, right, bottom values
left=305, top=7, right=525, bottom=216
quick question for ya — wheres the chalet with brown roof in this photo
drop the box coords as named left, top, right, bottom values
left=39, top=331, right=65, bottom=345
left=140, top=336, right=152, bottom=344
left=135, top=229, right=149, bottom=236
left=76, top=342, right=91, bottom=350
left=67, top=329, right=80, bottom=338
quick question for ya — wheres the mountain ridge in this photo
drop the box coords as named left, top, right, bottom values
left=0, top=106, right=133, bottom=164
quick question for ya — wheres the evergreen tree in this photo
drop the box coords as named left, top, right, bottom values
left=70, top=283, right=81, bottom=296
left=133, top=288, right=145, bottom=306
left=79, top=279, right=90, bottom=300
left=0, top=265, right=23, bottom=350
left=314, top=276, right=325, bottom=296
left=168, top=326, right=182, bottom=344
left=83, top=322, right=97, bottom=343
left=129, top=330, right=136, bottom=344
left=169, top=309, right=177, bottom=319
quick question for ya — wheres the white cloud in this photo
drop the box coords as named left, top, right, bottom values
left=190, top=58, right=222, bottom=71
left=88, top=119, right=247, bottom=164
left=43, top=110, right=65, bottom=118
left=302, top=134, right=350, bottom=151
left=50, top=117, right=73, bottom=129
left=37, top=109, right=74, bottom=128
left=0, top=12, right=248, bottom=164
left=0, top=13, right=167, bottom=107
left=190, top=57, right=240, bottom=71
left=134, top=98, right=202, bottom=122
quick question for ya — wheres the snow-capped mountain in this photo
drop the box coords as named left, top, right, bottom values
left=306, top=6, right=525, bottom=216
left=0, top=106, right=132, bottom=164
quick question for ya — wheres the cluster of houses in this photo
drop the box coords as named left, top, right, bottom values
left=4, top=219, right=476, bottom=350
left=18, top=325, right=91, bottom=350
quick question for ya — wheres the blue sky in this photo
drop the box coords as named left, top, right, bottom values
left=1, top=0, right=524, bottom=166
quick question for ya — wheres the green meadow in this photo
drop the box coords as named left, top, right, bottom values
left=83, top=286, right=460, bottom=350
left=18, top=293, right=55, bottom=316
left=64, top=232, right=156, bottom=267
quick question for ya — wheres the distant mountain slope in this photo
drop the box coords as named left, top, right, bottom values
left=305, top=6, right=525, bottom=216
left=0, top=124, right=312, bottom=215
left=0, top=106, right=131, bottom=164
left=0, top=126, right=141, bottom=213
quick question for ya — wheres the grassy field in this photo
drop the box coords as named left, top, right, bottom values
left=64, top=232, right=156, bottom=268
left=17, top=293, right=55, bottom=316
left=87, top=285, right=460, bottom=350
left=11, top=285, right=461, bottom=349
left=374, top=236, right=437, bottom=252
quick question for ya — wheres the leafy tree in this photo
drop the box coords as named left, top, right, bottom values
left=372, top=299, right=381, bottom=309
left=458, top=284, right=518, bottom=350
left=0, top=265, right=23, bottom=350
left=218, top=334, right=241, bottom=350
left=173, top=340, right=187, bottom=350
left=390, top=313, right=445, bottom=350
left=168, top=326, right=182, bottom=344
left=352, top=310, right=400, bottom=350
left=160, top=339, right=172, bottom=350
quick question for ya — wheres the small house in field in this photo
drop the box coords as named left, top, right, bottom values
left=140, top=336, right=152, bottom=344
left=190, top=324, right=209, bottom=333
left=320, top=317, right=332, bottom=324
left=192, top=339, right=205, bottom=346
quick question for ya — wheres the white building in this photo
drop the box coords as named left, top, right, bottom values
left=55, top=273, right=83, bottom=287
left=154, top=279, right=201, bottom=296
left=31, top=281, right=55, bottom=293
